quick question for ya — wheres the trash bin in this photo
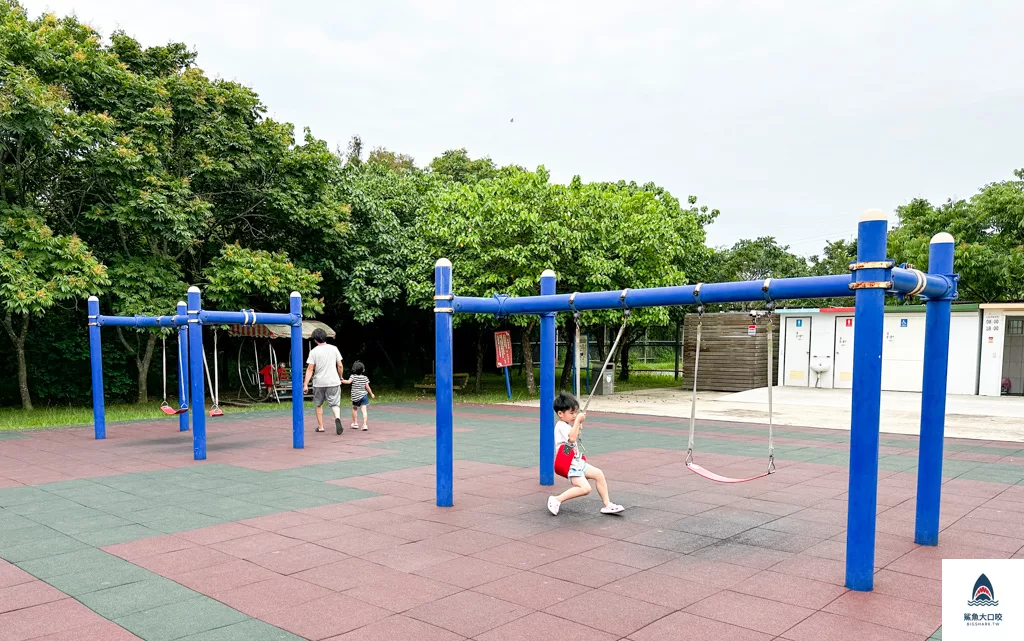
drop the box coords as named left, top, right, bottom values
left=591, top=364, right=615, bottom=395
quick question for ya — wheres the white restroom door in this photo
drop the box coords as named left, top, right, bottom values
left=783, top=317, right=811, bottom=386
left=834, top=316, right=855, bottom=389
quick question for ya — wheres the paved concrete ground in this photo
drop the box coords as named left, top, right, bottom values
left=512, top=386, right=1024, bottom=442
left=2, top=401, right=1023, bottom=640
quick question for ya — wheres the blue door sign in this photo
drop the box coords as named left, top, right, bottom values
left=796, top=319, right=803, bottom=327
left=900, top=318, right=908, bottom=327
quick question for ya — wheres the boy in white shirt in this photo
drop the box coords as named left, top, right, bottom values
left=547, top=392, right=624, bottom=516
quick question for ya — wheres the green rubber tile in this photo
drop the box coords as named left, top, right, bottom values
left=0, top=523, right=67, bottom=550
left=285, top=484, right=376, bottom=501
left=0, top=486, right=55, bottom=508
left=115, top=596, right=248, bottom=641
left=177, top=619, right=304, bottom=641
left=143, top=513, right=224, bottom=535
left=79, top=577, right=198, bottom=619
left=207, top=483, right=267, bottom=497
left=929, top=626, right=942, bottom=639
left=131, top=506, right=204, bottom=523
left=179, top=477, right=241, bottom=491
left=0, top=533, right=91, bottom=563
left=46, top=561, right=153, bottom=597
left=0, top=510, right=37, bottom=532
left=16, top=547, right=124, bottom=579
left=34, top=511, right=136, bottom=536
left=73, top=524, right=165, bottom=547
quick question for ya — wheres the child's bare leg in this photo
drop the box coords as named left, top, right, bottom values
left=360, top=406, right=368, bottom=425
left=351, top=407, right=358, bottom=425
left=556, top=477, right=591, bottom=503
left=584, top=466, right=612, bottom=506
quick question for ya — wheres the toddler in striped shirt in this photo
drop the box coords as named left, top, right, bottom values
left=343, top=361, right=375, bottom=431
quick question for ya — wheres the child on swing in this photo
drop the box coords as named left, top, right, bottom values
left=547, top=392, right=624, bottom=516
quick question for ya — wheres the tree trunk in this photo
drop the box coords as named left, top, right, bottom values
left=474, top=326, right=485, bottom=393
left=596, top=325, right=606, bottom=362
left=522, top=319, right=536, bottom=395
left=136, top=334, right=157, bottom=404
left=617, top=327, right=645, bottom=382
left=559, top=319, right=575, bottom=393
left=2, top=313, right=32, bottom=411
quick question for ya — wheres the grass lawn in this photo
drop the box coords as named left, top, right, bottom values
left=0, top=371, right=680, bottom=431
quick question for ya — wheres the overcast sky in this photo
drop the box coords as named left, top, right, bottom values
left=24, top=0, right=1024, bottom=256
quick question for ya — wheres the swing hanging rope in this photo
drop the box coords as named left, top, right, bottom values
left=572, top=289, right=631, bottom=460
left=685, top=281, right=776, bottom=483
left=201, top=328, right=224, bottom=417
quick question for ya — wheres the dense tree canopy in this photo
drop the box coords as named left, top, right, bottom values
left=1, top=0, right=1018, bottom=410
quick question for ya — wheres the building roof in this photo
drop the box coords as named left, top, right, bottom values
left=776, top=303, right=980, bottom=315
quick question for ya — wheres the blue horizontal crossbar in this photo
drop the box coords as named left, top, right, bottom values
left=199, top=311, right=298, bottom=325
left=96, top=315, right=187, bottom=328
left=452, top=269, right=954, bottom=316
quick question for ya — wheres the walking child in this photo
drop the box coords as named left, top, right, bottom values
left=547, top=392, right=624, bottom=516
left=343, top=361, right=375, bottom=430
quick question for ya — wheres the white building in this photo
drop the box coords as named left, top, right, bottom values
left=776, top=305, right=986, bottom=396
left=979, top=303, right=1024, bottom=396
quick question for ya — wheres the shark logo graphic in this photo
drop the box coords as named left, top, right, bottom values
left=968, top=574, right=999, bottom=607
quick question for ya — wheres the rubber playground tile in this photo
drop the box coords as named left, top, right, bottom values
left=471, top=540, right=561, bottom=570
left=405, top=590, right=533, bottom=639
left=77, top=577, right=198, bottom=620
left=474, top=611, right=618, bottom=641
left=0, top=532, right=92, bottom=563
left=730, top=569, right=848, bottom=610
left=411, top=555, right=520, bottom=589
left=274, top=519, right=364, bottom=542
left=653, top=556, right=760, bottom=589
left=29, top=620, right=144, bottom=640
left=173, top=559, right=280, bottom=594
left=532, top=555, right=639, bottom=588
left=292, top=557, right=406, bottom=593
left=247, top=542, right=348, bottom=575
left=577, top=536, right=679, bottom=565
left=869, top=569, right=942, bottom=607
left=602, top=569, right=721, bottom=610
left=237, top=510, right=323, bottom=532
left=823, top=590, right=943, bottom=636
left=260, top=593, right=392, bottom=640
left=624, top=528, right=718, bottom=554
left=689, top=540, right=794, bottom=570
left=133, top=546, right=238, bottom=578
left=666, top=514, right=760, bottom=539
left=417, top=527, right=512, bottom=555
left=114, top=596, right=248, bottom=641
left=0, top=579, right=66, bottom=614
left=629, top=611, right=773, bottom=641
left=779, top=611, right=924, bottom=641
left=344, top=572, right=463, bottom=613
left=323, top=613, right=466, bottom=641
left=365, top=540, right=461, bottom=573
left=175, top=522, right=262, bottom=545
left=684, top=589, right=816, bottom=636
left=73, top=524, right=167, bottom=547
left=177, top=619, right=303, bottom=641
left=211, top=575, right=333, bottom=617
left=551, top=588, right=676, bottom=637
left=45, top=561, right=154, bottom=597
left=15, top=547, right=124, bottom=579
left=208, top=531, right=303, bottom=560
left=0, top=597, right=108, bottom=641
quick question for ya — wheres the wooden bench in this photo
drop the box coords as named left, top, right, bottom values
left=414, top=373, right=470, bottom=392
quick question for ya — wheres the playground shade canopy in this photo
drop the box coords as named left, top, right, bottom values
left=227, top=320, right=335, bottom=340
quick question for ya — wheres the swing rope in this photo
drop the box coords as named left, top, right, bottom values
left=571, top=289, right=631, bottom=460
left=685, top=281, right=777, bottom=483
left=201, top=328, right=224, bottom=417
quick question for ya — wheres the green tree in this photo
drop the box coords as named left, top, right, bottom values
left=428, top=149, right=497, bottom=184
left=0, top=213, right=108, bottom=409
left=1, top=4, right=344, bottom=402
left=890, top=171, right=1024, bottom=302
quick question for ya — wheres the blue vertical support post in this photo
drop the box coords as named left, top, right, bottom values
left=88, top=296, right=105, bottom=440
left=915, top=233, right=956, bottom=545
left=176, top=301, right=189, bottom=432
left=290, top=292, right=304, bottom=450
left=845, top=209, right=891, bottom=592
left=435, top=259, right=454, bottom=507
left=187, top=287, right=206, bottom=460
left=539, top=269, right=557, bottom=486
